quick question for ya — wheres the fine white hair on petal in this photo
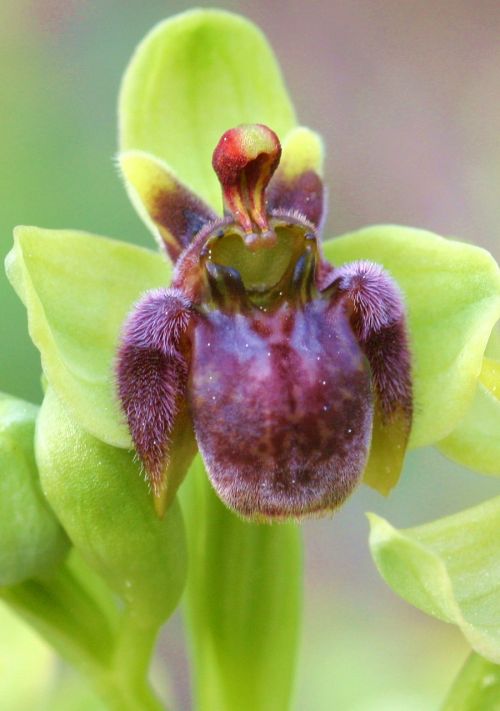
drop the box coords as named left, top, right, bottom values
left=337, top=260, right=405, bottom=340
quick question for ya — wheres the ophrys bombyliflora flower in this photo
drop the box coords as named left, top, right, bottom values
left=117, top=124, right=412, bottom=519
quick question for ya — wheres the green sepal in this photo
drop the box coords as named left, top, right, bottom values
left=324, top=226, right=500, bottom=452
left=368, top=496, right=500, bottom=663
left=119, top=149, right=217, bottom=262
left=35, top=387, right=186, bottom=626
left=0, top=393, right=69, bottom=585
left=438, top=357, right=500, bottom=475
left=181, top=459, right=302, bottom=711
left=5, top=226, right=170, bottom=448
left=119, top=9, right=296, bottom=211
left=277, top=126, right=324, bottom=178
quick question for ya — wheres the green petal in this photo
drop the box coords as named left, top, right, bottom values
left=119, top=149, right=217, bottom=262
left=181, top=459, right=302, bottom=711
left=438, top=357, right=500, bottom=475
left=0, top=393, right=69, bottom=585
left=368, top=496, right=500, bottom=663
left=119, top=9, right=296, bottom=211
left=361, top=406, right=410, bottom=495
left=5, top=226, right=170, bottom=447
left=36, top=388, right=186, bottom=625
left=278, top=126, right=324, bottom=178
left=482, top=354, right=500, bottom=390
left=323, top=226, right=500, bottom=448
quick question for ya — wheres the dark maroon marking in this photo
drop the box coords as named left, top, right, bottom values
left=249, top=318, right=272, bottom=338
left=150, top=183, right=217, bottom=262
left=280, top=310, right=295, bottom=338
left=205, top=261, right=249, bottom=312
left=268, top=170, right=325, bottom=229
left=244, top=152, right=278, bottom=201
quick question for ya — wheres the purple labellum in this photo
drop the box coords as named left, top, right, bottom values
left=117, top=124, right=412, bottom=520
left=190, top=300, right=372, bottom=519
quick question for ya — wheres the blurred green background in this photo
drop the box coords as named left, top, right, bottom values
left=1, top=1, right=499, bottom=709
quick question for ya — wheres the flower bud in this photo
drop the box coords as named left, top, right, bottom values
left=35, top=388, right=187, bottom=624
left=0, top=394, right=69, bottom=585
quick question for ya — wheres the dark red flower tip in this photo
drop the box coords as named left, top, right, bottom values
left=212, top=124, right=281, bottom=246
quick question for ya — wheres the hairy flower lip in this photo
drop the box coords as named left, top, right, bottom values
left=189, top=296, right=374, bottom=520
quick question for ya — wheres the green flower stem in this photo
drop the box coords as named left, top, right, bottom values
left=183, top=459, right=302, bottom=711
left=1, top=556, right=166, bottom=711
left=1, top=563, right=116, bottom=665
left=90, top=607, right=166, bottom=711
left=110, top=607, right=165, bottom=709
left=441, top=652, right=500, bottom=710
left=96, top=665, right=165, bottom=711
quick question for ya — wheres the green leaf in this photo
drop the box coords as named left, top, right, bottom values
left=35, top=387, right=186, bottom=625
left=438, top=358, right=500, bottom=475
left=323, top=226, right=500, bottom=448
left=5, top=226, right=170, bottom=447
left=0, top=393, right=69, bottom=585
left=368, top=496, right=500, bottom=663
left=181, top=459, right=302, bottom=711
left=442, top=652, right=500, bottom=711
left=119, top=9, right=296, bottom=212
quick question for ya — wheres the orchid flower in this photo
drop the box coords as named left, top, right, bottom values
left=117, top=123, right=412, bottom=519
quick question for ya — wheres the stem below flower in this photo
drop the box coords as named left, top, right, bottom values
left=109, top=606, right=165, bottom=710
left=93, top=668, right=165, bottom=711
left=1, top=554, right=167, bottom=711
